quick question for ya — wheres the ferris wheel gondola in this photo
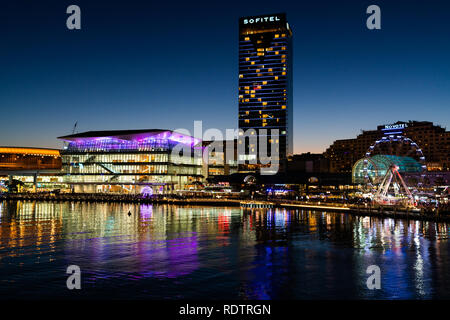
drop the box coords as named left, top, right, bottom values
left=361, top=134, right=427, bottom=206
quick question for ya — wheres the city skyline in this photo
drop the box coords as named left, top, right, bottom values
left=1, top=1, right=450, bottom=304
left=1, top=0, right=449, bottom=154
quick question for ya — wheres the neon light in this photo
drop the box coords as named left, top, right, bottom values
left=383, top=131, right=403, bottom=135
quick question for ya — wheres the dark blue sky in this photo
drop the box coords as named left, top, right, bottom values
left=1, top=0, right=449, bottom=153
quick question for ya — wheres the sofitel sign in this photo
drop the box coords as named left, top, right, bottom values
left=243, top=16, right=281, bottom=24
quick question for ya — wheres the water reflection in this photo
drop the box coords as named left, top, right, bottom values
left=0, top=201, right=449, bottom=299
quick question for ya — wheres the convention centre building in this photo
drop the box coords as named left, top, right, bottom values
left=58, top=129, right=203, bottom=194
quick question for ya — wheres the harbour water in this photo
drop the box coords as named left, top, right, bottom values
left=0, top=201, right=449, bottom=299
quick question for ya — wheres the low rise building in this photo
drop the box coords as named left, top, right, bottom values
left=58, top=129, right=203, bottom=194
left=0, top=147, right=62, bottom=191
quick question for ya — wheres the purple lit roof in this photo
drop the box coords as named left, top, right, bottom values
left=58, top=129, right=201, bottom=146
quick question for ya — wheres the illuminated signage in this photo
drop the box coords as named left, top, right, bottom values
left=243, top=16, right=281, bottom=24
left=383, top=123, right=407, bottom=130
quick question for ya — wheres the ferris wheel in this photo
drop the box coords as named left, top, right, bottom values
left=362, top=135, right=427, bottom=206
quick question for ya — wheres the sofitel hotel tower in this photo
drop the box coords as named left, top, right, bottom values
left=238, top=13, right=293, bottom=169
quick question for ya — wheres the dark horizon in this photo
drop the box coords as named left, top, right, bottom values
left=1, top=0, right=449, bottom=153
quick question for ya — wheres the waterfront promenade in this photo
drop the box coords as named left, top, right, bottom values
left=1, top=192, right=449, bottom=222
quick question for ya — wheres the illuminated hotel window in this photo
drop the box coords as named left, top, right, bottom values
left=245, top=119, right=249, bottom=123
left=245, top=57, right=250, bottom=61
left=239, top=74, right=243, bottom=78
left=245, top=111, right=249, bottom=115
left=245, top=37, right=250, bottom=41
left=238, top=14, right=292, bottom=160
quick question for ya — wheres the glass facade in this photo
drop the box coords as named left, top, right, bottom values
left=58, top=130, right=203, bottom=193
left=238, top=13, right=293, bottom=166
left=352, top=155, right=423, bottom=184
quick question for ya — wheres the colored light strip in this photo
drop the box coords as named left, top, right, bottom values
left=280, top=204, right=351, bottom=211
left=0, top=147, right=60, bottom=156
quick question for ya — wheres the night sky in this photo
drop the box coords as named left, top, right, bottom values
left=1, top=0, right=449, bottom=153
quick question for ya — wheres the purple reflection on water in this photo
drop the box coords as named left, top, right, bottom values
left=121, top=233, right=200, bottom=280
left=165, top=235, right=199, bottom=278
left=140, top=204, right=153, bottom=220
left=65, top=228, right=199, bottom=282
